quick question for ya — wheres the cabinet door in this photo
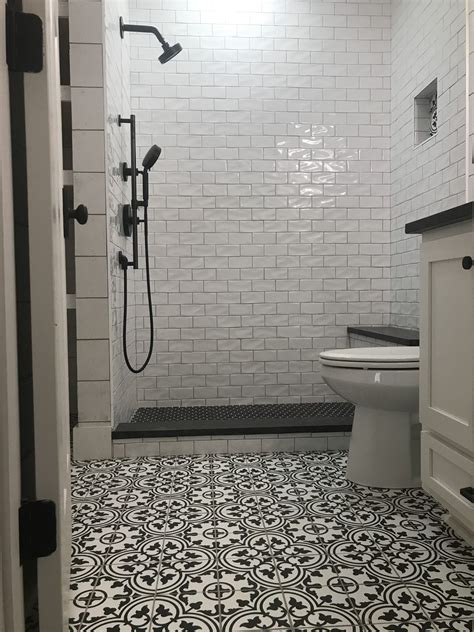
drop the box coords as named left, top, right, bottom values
left=421, top=432, right=474, bottom=527
left=420, top=229, right=473, bottom=453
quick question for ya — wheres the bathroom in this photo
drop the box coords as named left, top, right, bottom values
left=0, top=0, right=473, bottom=630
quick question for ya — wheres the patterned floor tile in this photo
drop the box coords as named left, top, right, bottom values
left=407, top=581, right=474, bottom=622
left=434, top=619, right=474, bottom=631
left=69, top=564, right=102, bottom=629
left=70, top=451, right=474, bottom=632
left=155, top=563, right=220, bottom=595
left=345, top=582, right=428, bottom=627
left=219, top=588, right=292, bottom=632
left=72, top=523, right=119, bottom=556
left=285, top=587, right=359, bottom=628
left=363, top=623, right=435, bottom=632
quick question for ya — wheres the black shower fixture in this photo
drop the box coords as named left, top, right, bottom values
left=141, top=145, right=162, bottom=210
left=119, top=17, right=182, bottom=64
left=142, top=144, right=162, bottom=171
left=118, top=116, right=162, bottom=373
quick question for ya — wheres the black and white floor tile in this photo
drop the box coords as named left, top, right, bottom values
left=70, top=451, right=474, bottom=632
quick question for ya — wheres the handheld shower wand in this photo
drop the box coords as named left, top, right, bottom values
left=140, top=145, right=161, bottom=207
left=120, top=144, right=162, bottom=374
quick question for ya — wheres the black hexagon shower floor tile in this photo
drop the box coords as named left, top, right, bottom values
left=70, top=451, right=474, bottom=632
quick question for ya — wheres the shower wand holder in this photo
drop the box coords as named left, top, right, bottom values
left=121, top=161, right=135, bottom=182
left=118, top=113, right=139, bottom=269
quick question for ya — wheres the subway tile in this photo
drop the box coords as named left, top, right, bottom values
left=69, top=2, right=103, bottom=44
left=73, top=423, right=111, bottom=460
left=73, top=173, right=106, bottom=215
left=70, top=44, right=103, bottom=87
left=71, top=88, right=105, bottom=130
left=76, top=298, right=109, bottom=339
left=103, top=0, right=466, bottom=412
left=77, top=339, right=109, bottom=381
left=78, top=381, right=111, bottom=422
left=76, top=257, right=108, bottom=298
left=75, top=215, right=107, bottom=256
left=72, top=131, right=105, bottom=172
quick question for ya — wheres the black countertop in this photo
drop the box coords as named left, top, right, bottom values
left=347, top=326, right=419, bottom=346
left=405, top=202, right=473, bottom=234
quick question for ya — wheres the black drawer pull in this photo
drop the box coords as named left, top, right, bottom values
left=460, top=487, right=474, bottom=503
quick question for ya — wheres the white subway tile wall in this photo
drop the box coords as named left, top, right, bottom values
left=112, top=431, right=351, bottom=457
left=104, top=0, right=139, bottom=427
left=71, top=0, right=113, bottom=459
left=128, top=0, right=393, bottom=408
left=390, top=0, right=466, bottom=328
left=470, top=1, right=474, bottom=200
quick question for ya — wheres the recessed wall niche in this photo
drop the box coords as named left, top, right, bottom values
left=414, top=79, right=438, bottom=146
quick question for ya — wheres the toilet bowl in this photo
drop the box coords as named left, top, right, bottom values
left=320, top=346, right=420, bottom=489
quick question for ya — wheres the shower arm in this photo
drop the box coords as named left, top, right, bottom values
left=119, top=18, right=166, bottom=46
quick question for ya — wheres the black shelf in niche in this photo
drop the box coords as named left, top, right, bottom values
left=347, top=326, right=419, bottom=346
left=112, top=401, right=354, bottom=440
left=405, top=201, right=474, bottom=235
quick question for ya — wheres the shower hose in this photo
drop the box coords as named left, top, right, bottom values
left=121, top=203, right=154, bottom=373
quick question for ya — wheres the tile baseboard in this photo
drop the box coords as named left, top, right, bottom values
left=113, top=431, right=351, bottom=457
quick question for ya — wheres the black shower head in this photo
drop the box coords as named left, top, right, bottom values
left=142, top=145, right=162, bottom=171
left=120, top=18, right=182, bottom=64
left=159, top=42, right=182, bottom=64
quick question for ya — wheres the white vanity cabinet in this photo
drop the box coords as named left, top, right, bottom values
left=419, top=218, right=474, bottom=544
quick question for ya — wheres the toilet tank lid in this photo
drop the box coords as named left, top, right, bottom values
left=320, top=346, right=420, bottom=363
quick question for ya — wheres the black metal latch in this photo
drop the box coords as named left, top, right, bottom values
left=460, top=487, right=474, bottom=504
left=6, top=6, right=43, bottom=73
left=19, top=499, right=57, bottom=562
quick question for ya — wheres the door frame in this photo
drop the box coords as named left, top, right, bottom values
left=0, top=4, right=25, bottom=630
left=22, top=0, right=71, bottom=629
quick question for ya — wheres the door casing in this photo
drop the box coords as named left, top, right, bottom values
left=0, top=3, right=25, bottom=630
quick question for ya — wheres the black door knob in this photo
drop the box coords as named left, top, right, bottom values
left=63, top=186, right=89, bottom=238
left=69, top=204, right=88, bottom=225
left=462, top=256, right=473, bottom=270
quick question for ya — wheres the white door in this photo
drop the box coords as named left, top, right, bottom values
left=420, top=227, right=474, bottom=453
left=22, top=0, right=71, bottom=629
left=0, top=6, right=25, bottom=631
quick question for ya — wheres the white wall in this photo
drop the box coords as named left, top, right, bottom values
left=104, top=0, right=138, bottom=427
left=390, top=0, right=466, bottom=328
left=468, top=0, right=474, bottom=200
left=129, top=0, right=392, bottom=408
left=71, top=0, right=113, bottom=457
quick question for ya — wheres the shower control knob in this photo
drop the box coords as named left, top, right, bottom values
left=462, top=256, right=473, bottom=270
left=70, top=204, right=89, bottom=225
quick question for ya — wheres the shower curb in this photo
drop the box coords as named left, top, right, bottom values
left=112, top=402, right=353, bottom=457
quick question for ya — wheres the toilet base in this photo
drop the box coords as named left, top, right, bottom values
left=347, top=406, right=421, bottom=488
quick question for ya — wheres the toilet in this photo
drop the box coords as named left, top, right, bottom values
left=320, top=346, right=420, bottom=489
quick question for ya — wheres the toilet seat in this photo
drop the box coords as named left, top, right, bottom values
left=320, top=346, right=419, bottom=370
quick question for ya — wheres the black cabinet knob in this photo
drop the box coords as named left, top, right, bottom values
left=461, top=256, right=473, bottom=270
left=70, top=204, right=88, bottom=225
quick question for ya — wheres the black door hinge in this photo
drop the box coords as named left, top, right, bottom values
left=19, top=500, right=57, bottom=563
left=6, top=6, right=43, bottom=73
left=460, top=487, right=474, bottom=504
